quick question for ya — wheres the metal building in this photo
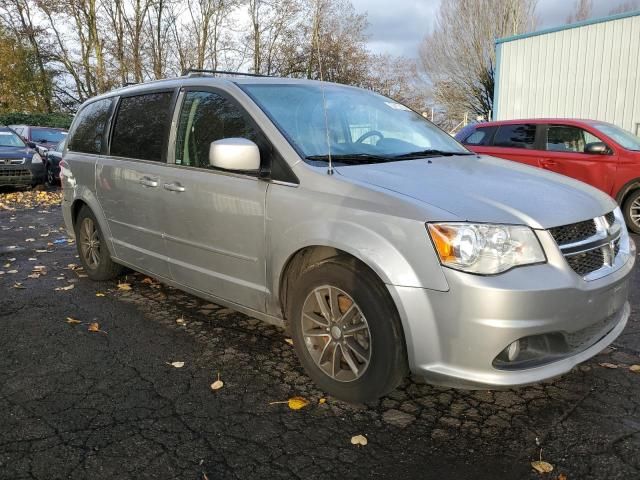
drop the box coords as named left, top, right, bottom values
left=493, top=10, right=640, bottom=135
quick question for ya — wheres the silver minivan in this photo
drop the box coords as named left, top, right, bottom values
left=61, top=73, right=635, bottom=402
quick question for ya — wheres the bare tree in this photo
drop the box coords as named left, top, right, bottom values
left=608, top=0, right=640, bottom=14
left=566, top=0, right=593, bottom=23
left=420, top=0, right=538, bottom=122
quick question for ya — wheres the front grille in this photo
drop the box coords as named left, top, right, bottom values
left=605, top=211, right=615, bottom=226
left=0, top=168, right=30, bottom=177
left=549, top=211, right=621, bottom=278
left=549, top=219, right=597, bottom=245
left=0, top=158, right=25, bottom=165
left=565, top=248, right=605, bottom=276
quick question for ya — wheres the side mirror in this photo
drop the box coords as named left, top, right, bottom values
left=209, top=138, right=260, bottom=172
left=585, top=142, right=609, bottom=154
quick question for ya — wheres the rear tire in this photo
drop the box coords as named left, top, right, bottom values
left=288, top=258, right=408, bottom=403
left=623, top=190, right=640, bottom=234
left=74, top=206, right=123, bottom=281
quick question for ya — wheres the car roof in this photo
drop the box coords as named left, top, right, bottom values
left=85, top=75, right=364, bottom=105
left=472, top=118, right=614, bottom=128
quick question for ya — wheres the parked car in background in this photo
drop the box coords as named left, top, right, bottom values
left=44, top=139, right=66, bottom=185
left=456, top=119, right=640, bottom=233
left=9, top=125, right=67, bottom=157
left=61, top=75, right=634, bottom=402
left=0, top=126, right=44, bottom=187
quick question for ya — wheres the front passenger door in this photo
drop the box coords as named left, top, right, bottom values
left=161, top=89, right=269, bottom=312
left=540, top=124, right=618, bottom=194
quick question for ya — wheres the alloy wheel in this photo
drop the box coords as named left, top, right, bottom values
left=630, top=197, right=640, bottom=229
left=79, top=217, right=101, bottom=269
left=300, top=285, right=372, bottom=382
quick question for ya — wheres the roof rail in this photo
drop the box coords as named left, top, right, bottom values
left=182, top=69, right=269, bottom=78
left=122, top=81, right=138, bottom=87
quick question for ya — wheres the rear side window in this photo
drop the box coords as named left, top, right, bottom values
left=493, top=124, right=537, bottom=149
left=111, top=92, right=173, bottom=161
left=68, top=99, right=113, bottom=154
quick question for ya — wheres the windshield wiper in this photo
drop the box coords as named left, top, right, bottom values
left=305, top=153, right=392, bottom=165
left=392, top=149, right=475, bottom=159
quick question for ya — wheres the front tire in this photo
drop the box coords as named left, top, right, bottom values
left=623, top=190, right=640, bottom=234
left=74, top=206, right=123, bottom=281
left=288, top=258, right=408, bottom=403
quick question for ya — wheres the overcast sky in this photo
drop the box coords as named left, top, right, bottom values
left=350, top=0, right=636, bottom=58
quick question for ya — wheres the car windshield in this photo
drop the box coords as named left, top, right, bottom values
left=32, top=128, right=67, bottom=143
left=593, top=123, right=640, bottom=151
left=240, top=83, right=470, bottom=164
left=0, top=131, right=26, bottom=147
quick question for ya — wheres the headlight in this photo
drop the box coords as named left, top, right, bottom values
left=31, top=153, right=43, bottom=164
left=427, top=223, right=546, bottom=274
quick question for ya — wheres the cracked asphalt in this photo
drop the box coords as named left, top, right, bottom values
left=1, top=189, right=639, bottom=480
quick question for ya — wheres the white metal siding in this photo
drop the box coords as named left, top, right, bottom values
left=495, top=14, right=640, bottom=134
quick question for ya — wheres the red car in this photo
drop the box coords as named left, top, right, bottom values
left=456, top=119, right=640, bottom=232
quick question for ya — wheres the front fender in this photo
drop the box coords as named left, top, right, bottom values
left=268, top=214, right=449, bottom=317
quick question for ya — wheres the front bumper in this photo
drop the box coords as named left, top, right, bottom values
left=390, top=232, right=636, bottom=390
left=0, top=164, right=45, bottom=186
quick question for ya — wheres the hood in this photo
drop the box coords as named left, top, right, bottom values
left=335, top=155, right=616, bottom=229
left=0, top=146, right=31, bottom=160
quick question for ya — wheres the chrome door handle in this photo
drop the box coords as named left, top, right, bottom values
left=139, top=177, right=159, bottom=187
left=163, top=182, right=186, bottom=192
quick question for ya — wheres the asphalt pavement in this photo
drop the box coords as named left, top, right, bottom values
left=1, top=190, right=639, bottom=480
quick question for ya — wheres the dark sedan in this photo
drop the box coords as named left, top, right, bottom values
left=0, top=127, right=45, bottom=187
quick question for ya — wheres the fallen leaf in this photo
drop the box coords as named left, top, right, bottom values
left=32, top=265, right=47, bottom=271
left=88, top=322, right=100, bottom=332
left=599, top=362, right=618, bottom=369
left=27, top=273, right=41, bottom=279
left=95, top=292, right=105, bottom=297
left=176, top=316, right=186, bottom=325
left=556, top=474, right=567, bottom=480
left=318, top=398, right=326, bottom=404
left=3, top=263, right=10, bottom=268
left=28, top=257, right=37, bottom=261
left=167, top=361, right=185, bottom=368
left=7, top=270, right=18, bottom=274
left=12, top=282, right=25, bottom=289
left=117, top=282, right=132, bottom=291
left=55, top=284, right=75, bottom=291
left=351, top=434, right=368, bottom=446
left=284, top=338, right=294, bottom=346
left=35, top=249, right=48, bottom=253
left=25, top=238, right=35, bottom=242
left=269, top=396, right=309, bottom=410
left=210, top=373, right=224, bottom=391
left=66, top=317, right=81, bottom=325
left=629, top=365, right=640, bottom=373
left=531, top=460, right=554, bottom=474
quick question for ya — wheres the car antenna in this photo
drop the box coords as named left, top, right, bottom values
left=314, top=3, right=333, bottom=175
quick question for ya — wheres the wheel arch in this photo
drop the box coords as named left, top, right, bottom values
left=70, top=192, right=117, bottom=257
left=615, top=178, right=640, bottom=206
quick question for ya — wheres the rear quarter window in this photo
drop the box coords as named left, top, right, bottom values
left=68, top=98, right=114, bottom=154
left=462, top=126, right=496, bottom=146
left=110, top=91, right=173, bottom=161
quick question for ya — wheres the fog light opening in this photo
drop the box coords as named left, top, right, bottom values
left=507, top=340, right=520, bottom=361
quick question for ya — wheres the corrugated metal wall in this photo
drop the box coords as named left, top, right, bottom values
left=494, top=13, right=640, bottom=135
